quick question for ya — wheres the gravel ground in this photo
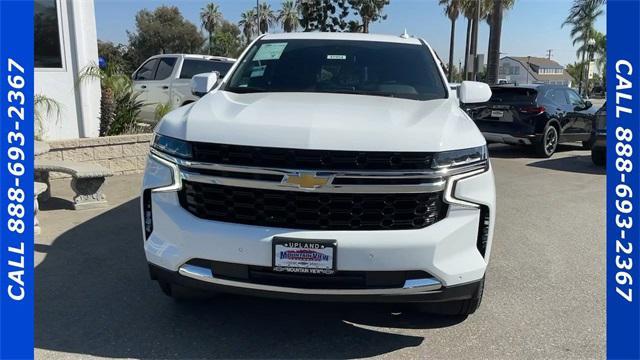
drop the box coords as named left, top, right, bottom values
left=35, top=143, right=605, bottom=360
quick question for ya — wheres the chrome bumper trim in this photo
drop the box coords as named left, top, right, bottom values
left=178, top=264, right=443, bottom=296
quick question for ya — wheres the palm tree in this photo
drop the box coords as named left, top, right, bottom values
left=258, top=2, right=277, bottom=34
left=239, top=9, right=257, bottom=44
left=562, top=0, right=604, bottom=94
left=278, top=0, right=300, bottom=32
left=485, top=0, right=515, bottom=84
left=439, top=0, right=461, bottom=81
left=349, top=0, right=390, bottom=33
left=461, top=0, right=482, bottom=80
left=200, top=3, right=223, bottom=55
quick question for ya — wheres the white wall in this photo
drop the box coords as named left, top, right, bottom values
left=34, top=0, right=100, bottom=140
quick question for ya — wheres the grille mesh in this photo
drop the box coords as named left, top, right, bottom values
left=180, top=181, right=446, bottom=230
left=191, top=142, right=434, bottom=171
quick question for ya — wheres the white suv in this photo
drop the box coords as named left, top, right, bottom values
left=132, top=54, right=235, bottom=120
left=141, top=33, right=495, bottom=315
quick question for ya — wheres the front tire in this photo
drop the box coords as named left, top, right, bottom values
left=535, top=124, right=559, bottom=158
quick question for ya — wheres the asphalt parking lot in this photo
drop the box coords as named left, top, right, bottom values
left=35, top=143, right=605, bottom=359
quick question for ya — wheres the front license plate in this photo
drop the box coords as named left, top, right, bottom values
left=272, top=237, right=336, bottom=274
left=491, top=110, right=504, bottom=118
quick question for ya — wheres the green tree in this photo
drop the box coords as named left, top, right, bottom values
left=210, top=21, right=244, bottom=57
left=200, top=3, right=223, bottom=55
left=127, top=6, right=205, bottom=66
left=348, top=0, right=389, bottom=33
left=439, top=0, right=462, bottom=81
left=258, top=2, right=278, bottom=34
left=278, top=0, right=300, bottom=32
left=562, top=0, right=604, bottom=94
left=239, top=9, right=257, bottom=44
left=97, top=40, right=134, bottom=74
left=299, top=0, right=351, bottom=32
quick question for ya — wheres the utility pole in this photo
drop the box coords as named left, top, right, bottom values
left=546, top=49, right=553, bottom=60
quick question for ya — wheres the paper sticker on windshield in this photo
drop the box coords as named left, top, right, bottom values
left=250, top=65, right=266, bottom=78
left=253, top=42, right=288, bottom=61
left=327, top=54, right=347, bottom=60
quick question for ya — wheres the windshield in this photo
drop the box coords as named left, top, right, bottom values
left=224, top=39, right=448, bottom=101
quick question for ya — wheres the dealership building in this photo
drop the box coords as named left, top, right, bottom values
left=35, top=0, right=100, bottom=140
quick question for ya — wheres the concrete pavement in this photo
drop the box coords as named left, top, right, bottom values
left=35, top=143, right=605, bottom=359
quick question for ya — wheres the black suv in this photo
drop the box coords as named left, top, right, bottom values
left=465, top=84, right=598, bottom=157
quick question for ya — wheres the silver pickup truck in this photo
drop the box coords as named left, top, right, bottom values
left=132, top=54, right=235, bottom=120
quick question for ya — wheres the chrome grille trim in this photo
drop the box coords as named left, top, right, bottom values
left=150, top=149, right=487, bottom=194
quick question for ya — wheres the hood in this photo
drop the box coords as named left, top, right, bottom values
left=156, top=90, right=486, bottom=152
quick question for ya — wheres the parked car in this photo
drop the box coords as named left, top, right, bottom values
left=591, top=85, right=606, bottom=99
left=591, top=102, right=606, bottom=166
left=132, top=54, right=235, bottom=120
left=141, top=33, right=495, bottom=316
left=466, top=84, right=598, bottom=157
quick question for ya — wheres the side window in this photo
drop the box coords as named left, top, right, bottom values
left=545, top=88, right=568, bottom=105
left=155, top=57, right=177, bottom=80
left=179, top=60, right=234, bottom=79
left=565, top=89, right=584, bottom=106
left=134, top=59, right=159, bottom=81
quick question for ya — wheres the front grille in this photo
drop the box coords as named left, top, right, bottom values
left=191, top=142, right=434, bottom=171
left=179, top=181, right=447, bottom=230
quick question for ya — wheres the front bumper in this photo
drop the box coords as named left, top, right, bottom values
left=141, top=155, right=496, bottom=300
left=149, top=263, right=484, bottom=303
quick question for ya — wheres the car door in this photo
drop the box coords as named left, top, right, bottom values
left=133, top=56, right=178, bottom=120
left=542, top=87, right=572, bottom=134
left=132, top=57, right=160, bottom=118
left=564, top=88, right=592, bottom=138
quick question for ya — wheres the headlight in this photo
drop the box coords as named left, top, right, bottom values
left=432, top=146, right=487, bottom=169
left=152, top=133, right=192, bottom=159
left=142, top=155, right=175, bottom=190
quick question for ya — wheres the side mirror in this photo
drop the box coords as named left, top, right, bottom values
left=458, top=81, right=492, bottom=104
left=191, top=72, right=219, bottom=97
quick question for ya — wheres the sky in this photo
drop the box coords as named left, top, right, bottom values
left=94, top=0, right=606, bottom=67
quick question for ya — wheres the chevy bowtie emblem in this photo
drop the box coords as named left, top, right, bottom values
left=284, top=172, right=331, bottom=189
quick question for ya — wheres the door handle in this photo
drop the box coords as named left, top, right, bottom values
left=162, top=85, right=169, bottom=90
left=140, top=85, right=147, bottom=89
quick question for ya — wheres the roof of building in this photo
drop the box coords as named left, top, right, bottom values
left=509, top=56, right=564, bottom=69
left=501, top=56, right=574, bottom=82
left=261, top=32, right=423, bottom=45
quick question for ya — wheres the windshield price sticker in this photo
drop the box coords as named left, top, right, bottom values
left=253, top=42, right=288, bottom=61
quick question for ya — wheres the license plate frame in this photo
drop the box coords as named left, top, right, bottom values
left=272, top=237, right=337, bottom=274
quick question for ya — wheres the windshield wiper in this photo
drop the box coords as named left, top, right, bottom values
left=225, top=86, right=268, bottom=94
left=321, top=89, right=398, bottom=98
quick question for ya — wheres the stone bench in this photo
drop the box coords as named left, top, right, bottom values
left=35, top=160, right=113, bottom=210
